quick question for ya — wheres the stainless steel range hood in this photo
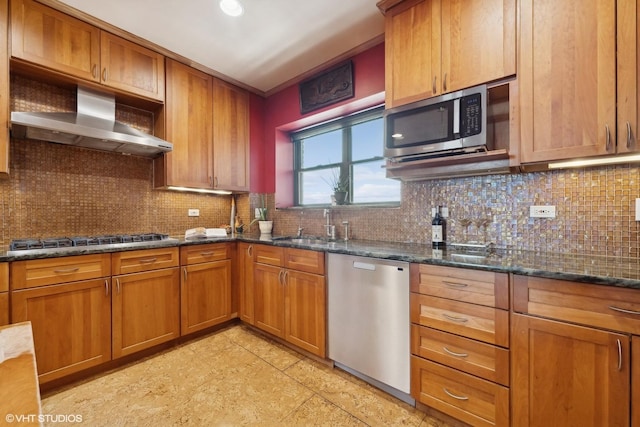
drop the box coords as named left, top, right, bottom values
left=10, top=86, right=172, bottom=157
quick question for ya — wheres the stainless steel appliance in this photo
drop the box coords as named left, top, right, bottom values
left=7, top=233, right=177, bottom=255
left=11, top=86, right=173, bottom=158
left=384, top=84, right=487, bottom=162
left=328, top=253, right=413, bottom=404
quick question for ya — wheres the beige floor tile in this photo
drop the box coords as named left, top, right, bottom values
left=284, top=358, right=425, bottom=427
left=282, top=394, right=367, bottom=426
left=40, top=325, right=457, bottom=426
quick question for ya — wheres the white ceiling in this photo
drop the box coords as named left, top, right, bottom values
left=56, top=0, right=385, bottom=95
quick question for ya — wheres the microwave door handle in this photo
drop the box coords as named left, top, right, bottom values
left=453, top=98, right=460, bottom=135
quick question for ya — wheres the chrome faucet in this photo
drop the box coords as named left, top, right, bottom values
left=342, top=221, right=349, bottom=241
left=297, top=210, right=304, bottom=237
left=323, top=208, right=335, bottom=240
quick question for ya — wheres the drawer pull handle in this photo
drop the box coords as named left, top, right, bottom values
left=183, top=267, right=188, bottom=282
left=247, top=245, right=253, bottom=257
left=116, top=278, right=121, bottom=294
left=443, top=388, right=469, bottom=401
left=443, top=313, right=468, bottom=323
left=617, top=339, right=622, bottom=371
left=443, top=346, right=468, bottom=358
left=104, top=279, right=109, bottom=296
left=54, top=267, right=79, bottom=274
left=608, top=305, right=640, bottom=316
left=443, top=281, right=468, bottom=288
left=139, top=257, right=157, bottom=264
left=200, top=251, right=215, bottom=256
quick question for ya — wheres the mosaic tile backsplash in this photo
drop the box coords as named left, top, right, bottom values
left=6, top=75, right=640, bottom=258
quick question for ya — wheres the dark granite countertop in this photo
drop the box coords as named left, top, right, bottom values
left=2, top=234, right=640, bottom=290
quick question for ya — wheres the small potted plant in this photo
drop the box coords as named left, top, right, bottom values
left=324, top=169, right=349, bottom=205
left=249, top=193, right=272, bottom=235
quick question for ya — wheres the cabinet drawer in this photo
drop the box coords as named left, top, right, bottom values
left=410, top=264, right=508, bottom=309
left=180, top=243, right=229, bottom=265
left=11, top=254, right=111, bottom=290
left=254, top=245, right=284, bottom=267
left=284, top=248, right=325, bottom=275
left=411, top=356, right=509, bottom=427
left=112, top=247, right=179, bottom=275
left=411, top=324, right=509, bottom=386
left=411, top=293, right=509, bottom=347
left=513, top=275, right=640, bottom=334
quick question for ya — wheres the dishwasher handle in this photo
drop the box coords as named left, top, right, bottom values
left=353, top=261, right=376, bottom=271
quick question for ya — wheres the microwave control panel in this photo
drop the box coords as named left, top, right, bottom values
left=460, top=93, right=482, bottom=137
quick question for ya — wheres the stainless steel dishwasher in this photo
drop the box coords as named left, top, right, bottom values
left=328, top=253, right=413, bottom=404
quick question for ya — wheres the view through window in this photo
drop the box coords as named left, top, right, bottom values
left=292, top=107, right=401, bottom=206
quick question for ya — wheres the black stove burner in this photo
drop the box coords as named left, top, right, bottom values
left=9, top=233, right=170, bottom=252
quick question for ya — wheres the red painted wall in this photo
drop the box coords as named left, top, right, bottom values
left=254, top=42, right=385, bottom=205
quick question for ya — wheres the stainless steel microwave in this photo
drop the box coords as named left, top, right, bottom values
left=384, top=85, right=487, bottom=161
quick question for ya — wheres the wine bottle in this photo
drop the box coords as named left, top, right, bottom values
left=432, top=206, right=446, bottom=249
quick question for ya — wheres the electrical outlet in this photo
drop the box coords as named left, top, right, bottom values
left=636, top=199, right=640, bottom=221
left=530, top=205, right=556, bottom=218
left=188, top=209, right=200, bottom=217
left=255, top=208, right=261, bottom=219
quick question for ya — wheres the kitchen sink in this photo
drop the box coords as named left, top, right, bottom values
left=272, top=236, right=330, bottom=245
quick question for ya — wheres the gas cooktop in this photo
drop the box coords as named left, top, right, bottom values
left=8, top=233, right=178, bottom=255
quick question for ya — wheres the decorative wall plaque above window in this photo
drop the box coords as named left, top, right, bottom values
left=299, top=61, right=354, bottom=114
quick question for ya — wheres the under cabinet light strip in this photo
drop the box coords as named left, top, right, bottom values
left=167, top=186, right=232, bottom=195
left=548, top=153, right=640, bottom=169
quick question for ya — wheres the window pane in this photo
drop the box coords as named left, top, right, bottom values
left=352, top=118, right=383, bottom=161
left=301, top=130, right=342, bottom=168
left=299, top=168, right=338, bottom=205
left=352, top=160, right=400, bottom=203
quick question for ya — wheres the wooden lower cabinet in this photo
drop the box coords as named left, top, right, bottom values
left=411, top=356, right=509, bottom=427
left=11, top=278, right=112, bottom=384
left=112, top=268, right=180, bottom=358
left=253, top=262, right=284, bottom=337
left=284, top=269, right=326, bottom=356
left=633, top=336, right=640, bottom=427
left=181, top=258, right=232, bottom=335
left=252, top=244, right=326, bottom=357
left=237, top=242, right=254, bottom=324
left=0, top=262, right=8, bottom=326
left=511, top=313, right=630, bottom=427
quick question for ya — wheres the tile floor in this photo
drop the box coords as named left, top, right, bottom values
left=41, top=325, right=456, bottom=426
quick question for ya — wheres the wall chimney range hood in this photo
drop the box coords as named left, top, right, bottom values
left=10, top=86, right=172, bottom=157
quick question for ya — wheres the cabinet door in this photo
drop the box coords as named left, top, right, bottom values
left=0, top=0, right=8, bottom=177
left=237, top=242, right=254, bottom=324
left=284, top=270, right=326, bottom=357
left=511, top=313, right=629, bottom=427
left=617, top=0, right=640, bottom=154
left=253, top=262, right=284, bottom=338
left=0, top=263, right=7, bottom=326
left=633, top=336, right=640, bottom=427
left=385, top=0, right=440, bottom=108
left=11, top=279, right=112, bottom=384
left=520, top=0, right=616, bottom=163
left=440, top=0, right=515, bottom=94
left=212, top=78, right=249, bottom=191
left=112, top=268, right=180, bottom=358
left=11, top=0, right=100, bottom=82
left=159, top=59, right=213, bottom=189
left=100, top=32, right=165, bottom=101
left=181, top=260, right=232, bottom=335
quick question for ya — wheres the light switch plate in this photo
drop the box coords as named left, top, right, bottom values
left=530, top=205, right=556, bottom=218
left=636, top=199, right=640, bottom=221
left=188, top=208, right=200, bottom=217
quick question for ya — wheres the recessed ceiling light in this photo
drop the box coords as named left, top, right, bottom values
left=219, top=0, right=244, bottom=17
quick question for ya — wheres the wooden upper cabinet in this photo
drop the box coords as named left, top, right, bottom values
left=385, top=0, right=440, bottom=107
left=212, top=78, right=250, bottom=192
left=0, top=0, right=9, bottom=178
left=157, top=59, right=213, bottom=189
left=617, top=0, right=640, bottom=154
left=520, top=0, right=617, bottom=163
left=11, top=0, right=100, bottom=82
left=100, top=32, right=165, bottom=101
left=10, top=0, right=165, bottom=102
left=382, top=0, right=516, bottom=108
